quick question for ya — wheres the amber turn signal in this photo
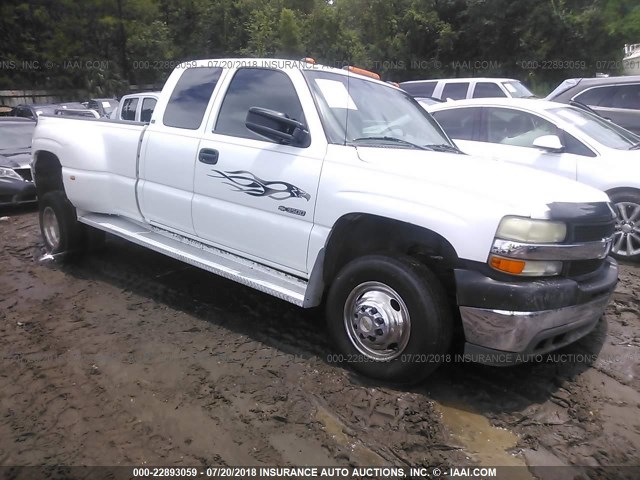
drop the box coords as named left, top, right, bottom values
left=489, top=255, right=526, bottom=274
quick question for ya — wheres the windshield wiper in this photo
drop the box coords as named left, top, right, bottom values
left=629, top=142, right=640, bottom=150
left=569, top=100, right=601, bottom=117
left=352, top=136, right=428, bottom=150
left=423, top=143, right=464, bottom=154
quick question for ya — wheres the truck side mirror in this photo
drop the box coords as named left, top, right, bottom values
left=533, top=134, right=564, bottom=153
left=246, top=107, right=310, bottom=147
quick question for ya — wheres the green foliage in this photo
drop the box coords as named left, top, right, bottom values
left=277, top=8, right=303, bottom=57
left=0, top=0, right=637, bottom=94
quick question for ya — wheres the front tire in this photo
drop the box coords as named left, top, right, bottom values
left=39, top=191, right=86, bottom=259
left=610, top=190, right=640, bottom=261
left=326, top=255, right=453, bottom=384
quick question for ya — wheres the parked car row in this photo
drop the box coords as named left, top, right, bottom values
left=3, top=92, right=162, bottom=124
left=429, top=99, right=640, bottom=260
left=403, top=74, right=640, bottom=133
left=0, top=118, right=37, bottom=205
left=400, top=77, right=536, bottom=101
left=407, top=75, right=640, bottom=260
left=6, top=98, right=118, bottom=121
left=545, top=75, right=640, bottom=134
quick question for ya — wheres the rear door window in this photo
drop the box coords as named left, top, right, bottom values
left=441, top=82, right=470, bottom=100
left=485, top=107, right=559, bottom=147
left=163, top=67, right=223, bottom=129
left=120, top=98, right=139, bottom=121
left=607, top=84, right=640, bottom=110
left=473, top=82, right=507, bottom=98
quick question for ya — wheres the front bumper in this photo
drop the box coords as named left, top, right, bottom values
left=0, top=177, right=37, bottom=205
left=456, top=257, right=618, bottom=365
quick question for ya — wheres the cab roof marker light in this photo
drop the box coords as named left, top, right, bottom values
left=301, top=57, right=316, bottom=64
left=343, top=66, right=381, bottom=80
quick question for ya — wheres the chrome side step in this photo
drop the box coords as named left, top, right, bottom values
left=78, top=213, right=308, bottom=306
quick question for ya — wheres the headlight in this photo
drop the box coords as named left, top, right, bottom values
left=0, top=166, right=22, bottom=181
left=496, top=216, right=567, bottom=243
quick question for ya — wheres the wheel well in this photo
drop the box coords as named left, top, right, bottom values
left=606, top=187, right=640, bottom=199
left=33, top=151, right=64, bottom=198
left=322, top=213, right=459, bottom=290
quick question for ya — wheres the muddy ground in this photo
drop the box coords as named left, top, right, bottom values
left=0, top=208, right=638, bottom=480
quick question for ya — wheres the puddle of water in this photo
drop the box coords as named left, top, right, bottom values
left=433, top=401, right=533, bottom=480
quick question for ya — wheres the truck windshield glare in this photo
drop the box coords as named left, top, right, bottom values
left=303, top=70, right=452, bottom=148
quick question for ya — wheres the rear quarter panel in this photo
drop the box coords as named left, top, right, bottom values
left=33, top=116, right=146, bottom=220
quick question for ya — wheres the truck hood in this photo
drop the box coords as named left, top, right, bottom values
left=354, top=147, right=610, bottom=217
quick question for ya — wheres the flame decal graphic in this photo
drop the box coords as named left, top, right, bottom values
left=208, top=170, right=311, bottom=201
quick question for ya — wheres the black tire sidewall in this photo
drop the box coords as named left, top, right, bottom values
left=326, top=255, right=452, bottom=383
left=39, top=191, right=82, bottom=255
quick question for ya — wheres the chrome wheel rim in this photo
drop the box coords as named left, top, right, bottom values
left=613, top=201, right=640, bottom=257
left=343, top=281, right=411, bottom=361
left=42, top=206, right=61, bottom=251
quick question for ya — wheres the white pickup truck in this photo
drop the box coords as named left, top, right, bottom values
left=110, top=92, right=160, bottom=123
left=31, top=59, right=618, bottom=383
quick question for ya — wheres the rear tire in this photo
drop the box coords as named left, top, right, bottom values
left=610, top=190, right=640, bottom=261
left=326, top=255, right=453, bottom=384
left=39, top=191, right=86, bottom=260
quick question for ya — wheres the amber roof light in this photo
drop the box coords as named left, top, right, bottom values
left=343, top=65, right=381, bottom=80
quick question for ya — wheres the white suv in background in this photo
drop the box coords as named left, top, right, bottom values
left=400, top=78, right=535, bottom=101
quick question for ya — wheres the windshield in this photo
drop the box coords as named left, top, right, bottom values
left=0, top=123, right=35, bottom=150
left=502, top=81, right=535, bottom=98
left=303, top=70, right=452, bottom=149
left=550, top=106, right=640, bottom=149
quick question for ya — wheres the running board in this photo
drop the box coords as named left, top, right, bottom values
left=78, top=213, right=308, bottom=306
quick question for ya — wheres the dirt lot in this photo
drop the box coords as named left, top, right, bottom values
left=0, top=208, right=639, bottom=479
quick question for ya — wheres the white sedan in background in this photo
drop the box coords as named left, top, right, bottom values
left=427, top=98, right=640, bottom=260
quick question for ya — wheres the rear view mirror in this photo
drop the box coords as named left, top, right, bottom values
left=533, top=135, right=564, bottom=153
left=246, top=107, right=310, bottom=147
